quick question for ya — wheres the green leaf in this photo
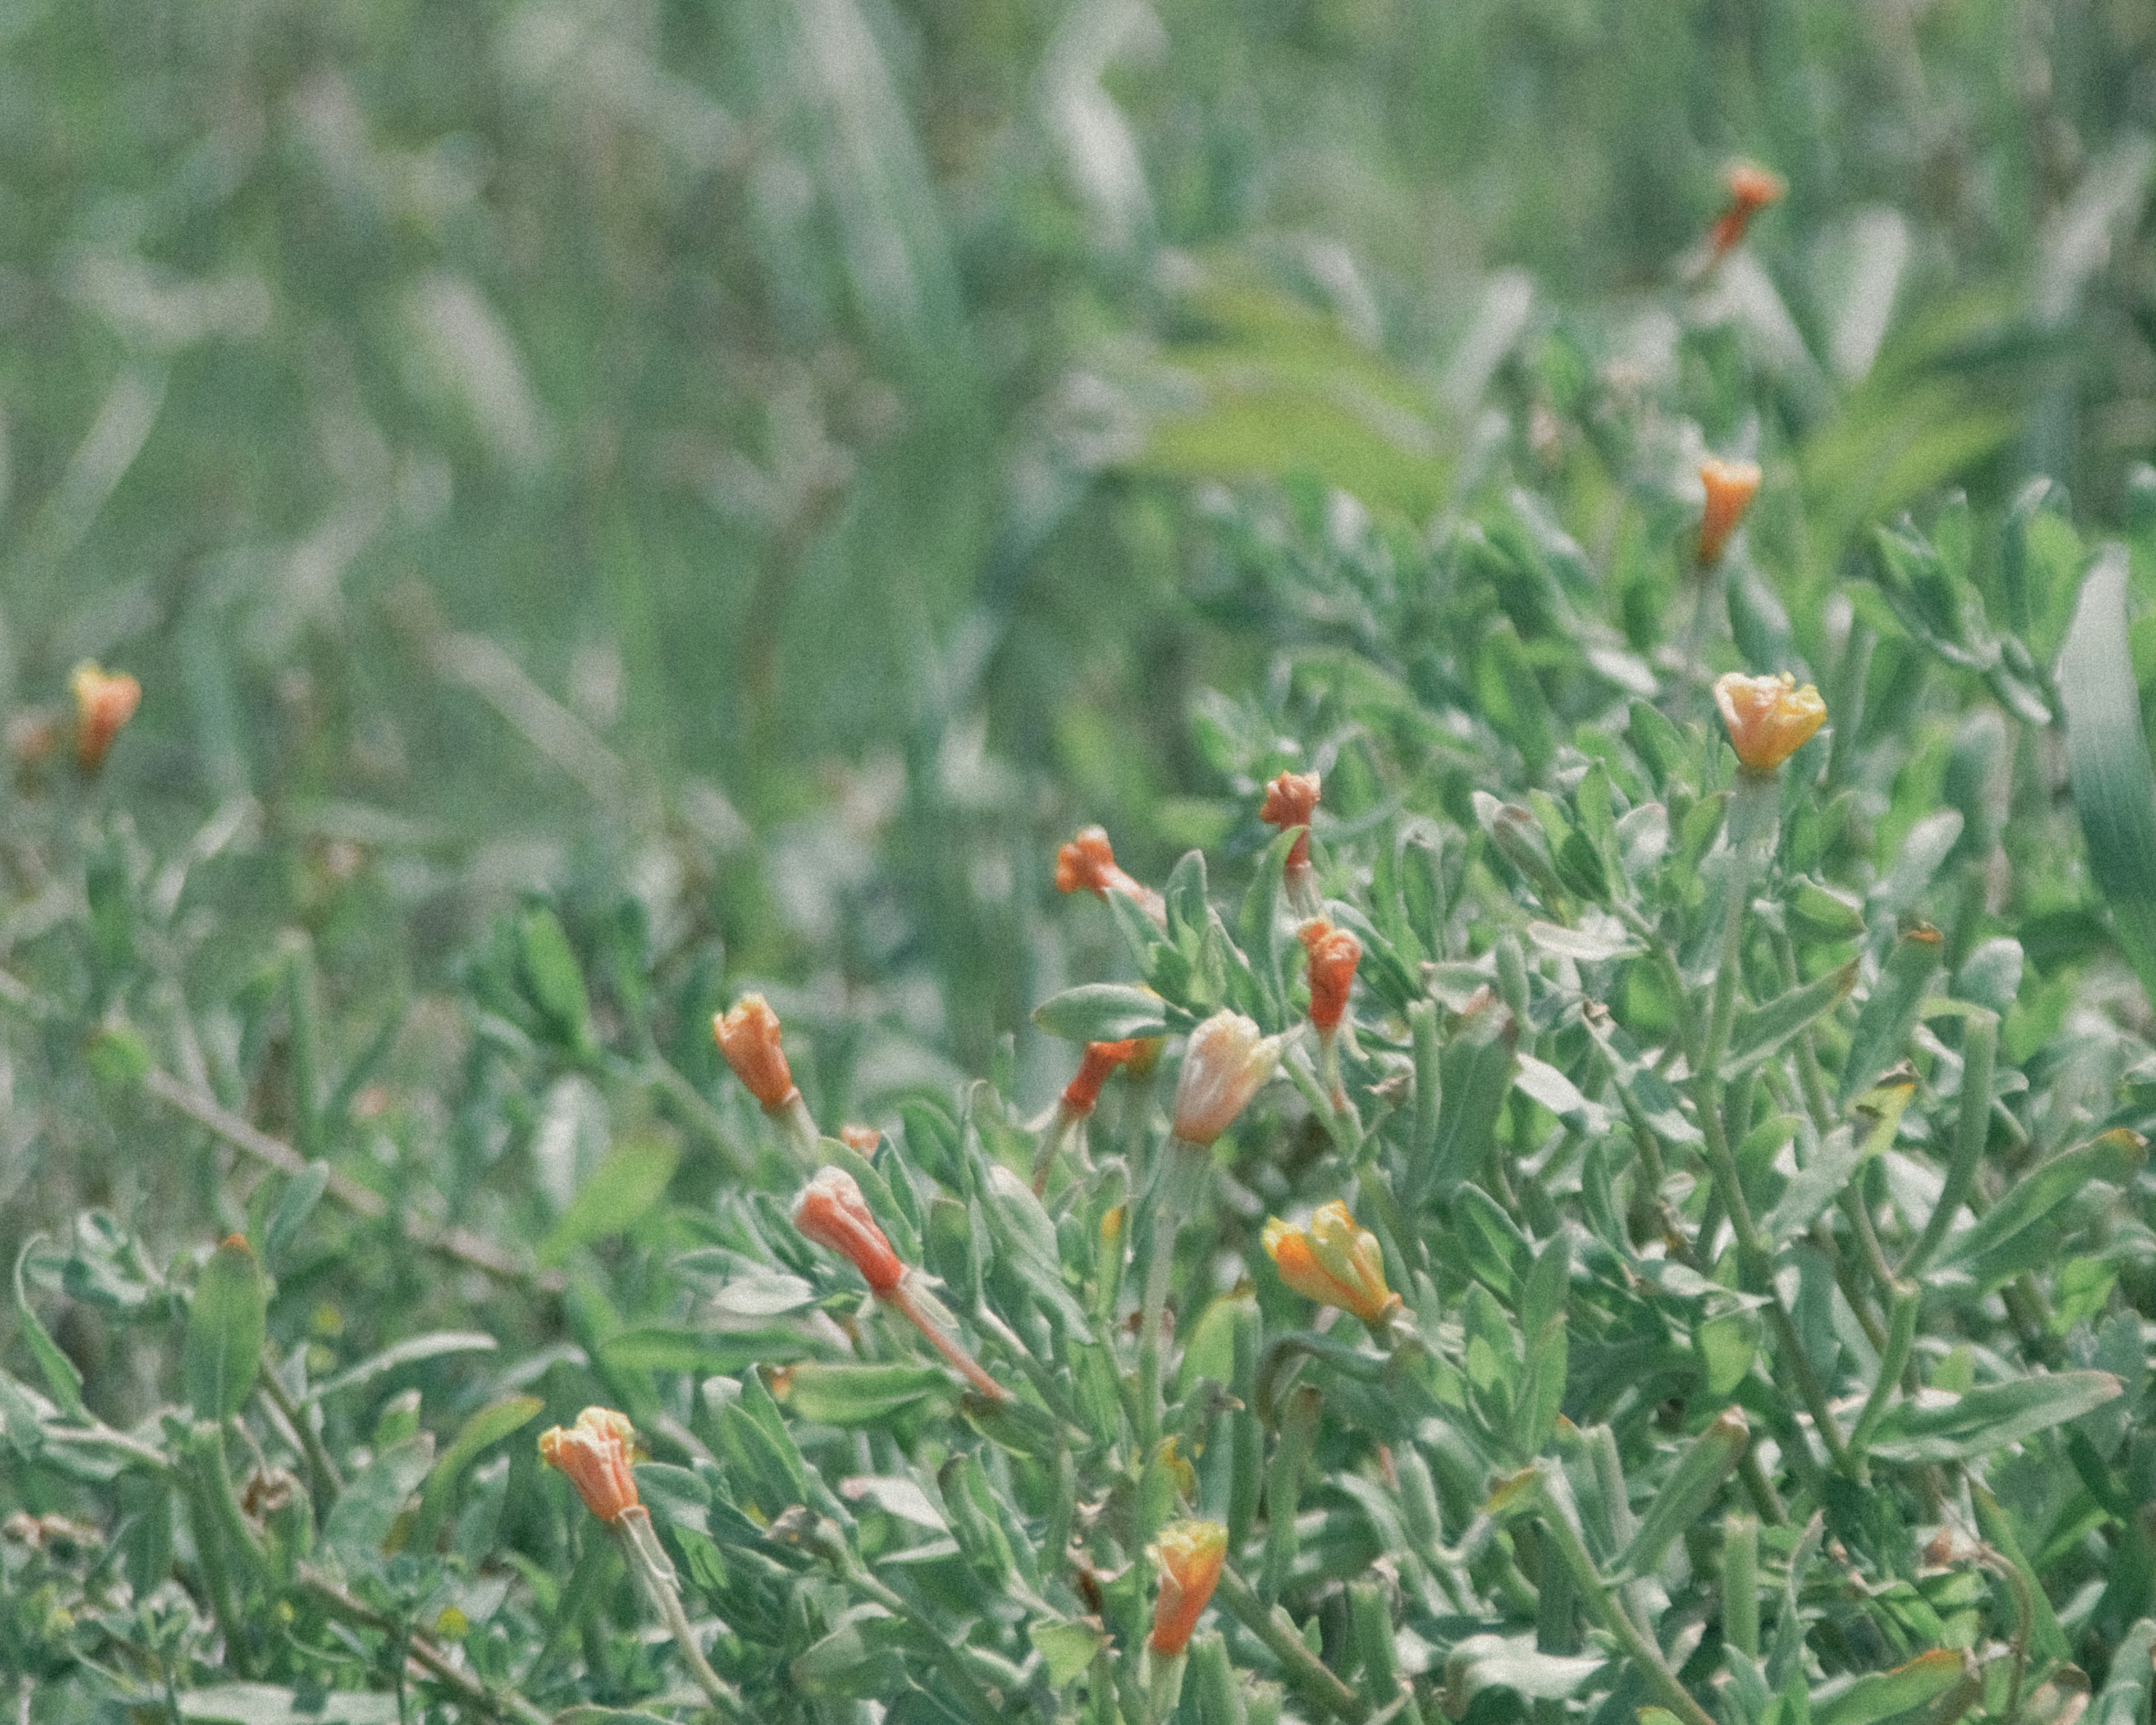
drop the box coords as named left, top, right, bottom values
left=2088, top=1619, right=2156, bottom=1725
left=1838, top=929, right=1944, bottom=1107
left=323, top=1433, right=433, bottom=1559
left=307, top=1331, right=499, bottom=1402
left=13, top=1240, right=86, bottom=1422
left=1812, top=1650, right=1968, bottom=1725
left=261, top=1162, right=331, bottom=1264
left=1867, top=1370, right=2122, bottom=1462
left=1939, top=1130, right=2146, bottom=1291
left=1764, top=1084, right=1912, bottom=1245
left=778, top=1362, right=952, bottom=1426
left=2060, top=546, right=2156, bottom=1007
left=1726, top=962, right=1856, bottom=1079
left=408, top=1394, right=542, bottom=1550
left=1030, top=1618, right=1109, bottom=1689
left=540, top=1133, right=680, bottom=1264
left=1030, top=983, right=1169, bottom=1044
left=517, top=905, right=592, bottom=1051
left=184, top=1235, right=267, bottom=1422
left=176, top=1685, right=400, bottom=1724
left=1413, top=1005, right=1518, bottom=1199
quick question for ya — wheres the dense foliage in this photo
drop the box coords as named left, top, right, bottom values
left=13, top=2, right=2156, bottom=1723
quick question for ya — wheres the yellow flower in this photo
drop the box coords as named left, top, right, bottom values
left=1261, top=1201, right=1399, bottom=1326
left=1714, top=670, right=1826, bottom=773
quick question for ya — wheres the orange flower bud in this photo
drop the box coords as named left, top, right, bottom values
left=1709, top=161, right=1785, bottom=259
left=1063, top=1038, right=1144, bottom=1114
left=1259, top=770, right=1321, bottom=871
left=538, top=1406, right=640, bottom=1523
left=1147, top=1520, right=1227, bottom=1656
left=793, top=1166, right=905, bottom=1294
left=1298, top=918, right=1361, bottom=1032
left=1262, top=1201, right=1399, bottom=1326
left=715, top=994, right=798, bottom=1111
left=70, top=663, right=140, bottom=774
left=839, top=1124, right=881, bottom=1154
left=1697, top=457, right=1762, bottom=567
left=1171, top=1011, right=1281, bottom=1147
left=1714, top=670, right=1826, bottom=774
left=1054, top=825, right=1166, bottom=924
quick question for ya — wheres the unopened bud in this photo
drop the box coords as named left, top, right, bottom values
left=538, top=1407, right=641, bottom=1523
left=715, top=993, right=798, bottom=1110
left=70, top=663, right=140, bottom=774
left=1063, top=1038, right=1145, bottom=1114
left=1298, top=919, right=1360, bottom=1032
left=1259, top=771, right=1321, bottom=872
left=839, top=1124, right=881, bottom=1154
left=1697, top=457, right=1762, bottom=567
left=1172, top=1012, right=1281, bottom=1147
left=793, top=1166, right=906, bottom=1294
left=1148, top=1519, right=1228, bottom=1656
left=1709, top=161, right=1785, bottom=260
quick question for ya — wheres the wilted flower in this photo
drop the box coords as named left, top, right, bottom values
left=539, top=1407, right=640, bottom=1523
left=70, top=663, right=140, bottom=774
left=1298, top=919, right=1361, bottom=1032
left=793, top=1167, right=905, bottom=1294
left=1709, top=161, right=1785, bottom=259
left=1063, top=1038, right=1146, bottom=1115
left=1259, top=770, right=1321, bottom=871
left=715, top=994, right=798, bottom=1111
left=1172, top=1011, right=1282, bottom=1147
left=1715, top=670, right=1827, bottom=774
left=1262, top=1201, right=1399, bottom=1326
left=1148, top=1519, right=1228, bottom=1656
left=1055, top=825, right=1167, bottom=925
left=1697, top=457, right=1762, bottom=567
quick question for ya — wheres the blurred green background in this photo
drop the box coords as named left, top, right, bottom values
left=6, top=0, right=2156, bottom=1102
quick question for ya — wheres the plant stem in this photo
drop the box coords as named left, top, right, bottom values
left=1533, top=1478, right=1719, bottom=1725
left=613, top=1508, right=746, bottom=1721
left=1136, top=1142, right=1204, bottom=1453
left=1213, top=1563, right=1370, bottom=1723
left=299, top=1564, right=551, bottom=1724
left=1903, top=1011, right=1998, bottom=1277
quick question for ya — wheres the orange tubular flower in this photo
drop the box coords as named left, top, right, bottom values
left=794, top=1166, right=906, bottom=1294
left=1262, top=1201, right=1399, bottom=1326
left=1054, top=825, right=1167, bottom=925
left=1715, top=671, right=1827, bottom=774
left=1063, top=1038, right=1144, bottom=1114
left=1697, top=457, right=1762, bottom=567
left=1259, top=770, right=1322, bottom=871
left=538, top=1407, right=641, bottom=1523
left=1148, top=1520, right=1228, bottom=1656
left=1709, top=161, right=1785, bottom=260
left=70, top=663, right=141, bottom=774
left=1171, top=1011, right=1282, bottom=1147
left=1298, top=919, right=1361, bottom=1032
left=715, top=994, right=799, bottom=1111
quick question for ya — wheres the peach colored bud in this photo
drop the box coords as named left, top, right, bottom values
left=1298, top=919, right=1361, bottom=1032
left=1262, top=1201, right=1398, bottom=1326
left=1148, top=1520, right=1227, bottom=1656
left=1697, top=457, right=1762, bottom=567
left=1171, top=1011, right=1281, bottom=1147
left=70, top=663, right=140, bottom=774
left=538, top=1406, right=640, bottom=1523
left=715, top=994, right=798, bottom=1111
left=1259, top=770, right=1322, bottom=871
left=1054, top=825, right=1167, bottom=925
left=839, top=1124, right=881, bottom=1154
left=793, top=1166, right=905, bottom=1294
left=1714, top=670, right=1827, bottom=774
left=1709, top=161, right=1785, bottom=259
left=1063, top=1039, right=1144, bottom=1114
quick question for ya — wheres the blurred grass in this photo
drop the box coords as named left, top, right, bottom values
left=3, top=0, right=2155, bottom=1074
